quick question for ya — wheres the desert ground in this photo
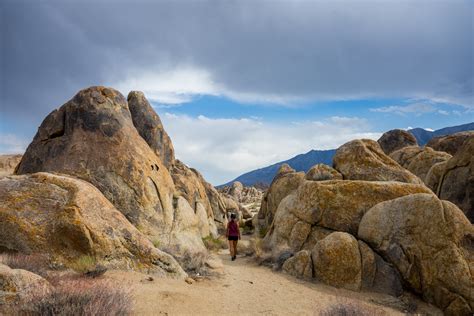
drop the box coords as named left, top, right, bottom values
left=108, top=248, right=442, bottom=316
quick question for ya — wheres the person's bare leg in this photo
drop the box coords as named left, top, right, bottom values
left=228, top=240, right=234, bottom=258
left=233, top=240, right=238, bottom=258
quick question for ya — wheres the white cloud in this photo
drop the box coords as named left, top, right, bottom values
left=0, top=134, right=28, bottom=154
left=370, top=102, right=436, bottom=115
left=161, top=114, right=381, bottom=184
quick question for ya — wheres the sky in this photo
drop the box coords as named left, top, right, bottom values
left=1, top=0, right=473, bottom=184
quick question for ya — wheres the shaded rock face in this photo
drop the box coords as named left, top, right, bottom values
left=127, top=91, right=175, bottom=169
left=0, top=155, right=22, bottom=177
left=390, top=146, right=452, bottom=186
left=333, top=139, right=423, bottom=184
left=359, top=193, right=474, bottom=315
left=427, top=131, right=474, bottom=156
left=377, top=129, right=418, bottom=155
left=304, top=164, right=342, bottom=181
left=257, top=164, right=305, bottom=231
left=0, top=263, right=51, bottom=308
left=0, top=173, right=185, bottom=277
left=438, top=136, right=474, bottom=222
left=14, top=86, right=214, bottom=260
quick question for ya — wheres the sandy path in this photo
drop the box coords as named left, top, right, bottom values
left=108, top=251, right=441, bottom=316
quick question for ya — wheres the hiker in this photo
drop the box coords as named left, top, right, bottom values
left=226, top=213, right=241, bottom=261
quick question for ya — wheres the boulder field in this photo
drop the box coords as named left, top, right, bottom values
left=260, top=137, right=473, bottom=315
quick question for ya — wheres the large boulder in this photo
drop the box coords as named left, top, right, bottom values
left=0, top=263, right=51, bottom=307
left=304, top=164, right=342, bottom=181
left=377, top=129, right=418, bottom=155
left=359, top=193, right=474, bottom=315
left=14, top=87, right=209, bottom=257
left=438, top=135, right=474, bottom=222
left=333, top=139, right=423, bottom=184
left=0, top=155, right=22, bottom=177
left=311, top=232, right=362, bottom=291
left=282, top=250, right=312, bottom=280
left=127, top=91, right=175, bottom=169
left=427, top=131, right=474, bottom=155
left=390, top=146, right=452, bottom=185
left=0, top=173, right=185, bottom=277
left=257, top=164, right=305, bottom=231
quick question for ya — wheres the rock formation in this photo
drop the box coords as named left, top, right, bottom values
left=0, top=155, right=22, bottom=177
left=426, top=131, right=474, bottom=155
left=377, top=129, right=418, bottom=155
left=13, top=86, right=222, bottom=265
left=260, top=137, right=473, bottom=314
left=257, top=164, right=305, bottom=231
left=304, top=163, right=342, bottom=181
left=218, top=181, right=263, bottom=214
left=390, top=146, right=452, bottom=186
left=333, top=139, right=423, bottom=184
left=437, top=135, right=474, bottom=222
left=359, top=193, right=473, bottom=315
left=0, top=173, right=185, bottom=277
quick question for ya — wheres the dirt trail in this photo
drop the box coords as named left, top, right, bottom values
left=108, top=250, right=441, bottom=316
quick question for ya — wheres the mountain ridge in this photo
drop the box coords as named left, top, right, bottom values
left=221, top=121, right=474, bottom=186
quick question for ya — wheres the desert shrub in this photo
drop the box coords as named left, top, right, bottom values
left=0, top=253, right=50, bottom=276
left=258, top=226, right=268, bottom=238
left=202, top=236, right=227, bottom=251
left=25, top=278, right=132, bottom=315
left=69, top=255, right=107, bottom=277
left=321, top=300, right=386, bottom=316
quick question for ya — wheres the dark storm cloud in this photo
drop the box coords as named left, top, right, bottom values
left=1, top=0, right=473, bottom=128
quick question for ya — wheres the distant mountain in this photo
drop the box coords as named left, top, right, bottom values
left=221, top=122, right=474, bottom=187
left=220, top=149, right=336, bottom=187
left=409, top=122, right=474, bottom=145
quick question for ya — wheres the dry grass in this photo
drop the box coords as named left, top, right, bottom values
left=320, top=299, right=387, bottom=316
left=0, top=253, right=50, bottom=277
left=202, top=235, right=227, bottom=251
left=23, top=277, right=133, bottom=315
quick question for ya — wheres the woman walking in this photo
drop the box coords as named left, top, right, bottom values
left=226, top=213, right=241, bottom=261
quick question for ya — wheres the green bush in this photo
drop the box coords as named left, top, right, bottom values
left=70, top=255, right=97, bottom=274
left=202, top=236, right=227, bottom=251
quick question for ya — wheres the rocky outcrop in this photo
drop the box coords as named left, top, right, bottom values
left=0, top=263, right=51, bottom=307
left=333, top=139, right=423, bottom=184
left=218, top=181, right=263, bottom=214
left=257, top=164, right=305, bottom=231
left=377, top=129, right=418, bottom=155
left=359, top=193, right=474, bottom=315
left=127, top=91, right=175, bottom=169
left=14, top=87, right=215, bottom=260
left=438, top=135, right=474, bottom=222
left=427, top=131, right=474, bottom=155
left=304, top=164, right=342, bottom=181
left=282, top=250, right=312, bottom=279
left=390, top=146, right=452, bottom=185
left=0, top=173, right=185, bottom=277
left=265, top=180, right=432, bottom=253
left=0, top=155, right=22, bottom=177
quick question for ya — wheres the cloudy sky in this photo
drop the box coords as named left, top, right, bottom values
left=1, top=0, right=473, bottom=184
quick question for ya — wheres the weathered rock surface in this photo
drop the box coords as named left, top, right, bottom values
left=14, top=86, right=213, bottom=259
left=0, top=173, right=185, bottom=277
left=282, top=250, right=312, bottom=279
left=312, top=232, right=361, bottom=291
left=359, top=193, right=474, bottom=315
left=427, top=131, right=474, bottom=155
left=257, top=164, right=304, bottom=231
left=304, top=164, right=342, bottom=181
left=0, top=155, right=22, bottom=177
left=390, top=146, right=452, bottom=185
left=127, top=91, right=175, bottom=169
left=0, top=263, right=51, bottom=306
left=333, top=139, right=423, bottom=184
left=377, top=129, right=418, bottom=155
left=267, top=180, right=432, bottom=250
left=438, top=135, right=474, bottom=222
left=219, top=181, right=263, bottom=214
